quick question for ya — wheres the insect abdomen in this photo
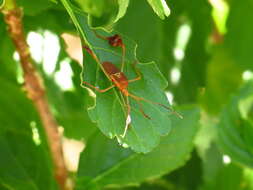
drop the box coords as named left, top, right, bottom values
left=102, top=61, right=120, bottom=75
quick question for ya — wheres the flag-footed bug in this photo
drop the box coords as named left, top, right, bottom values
left=82, top=33, right=182, bottom=137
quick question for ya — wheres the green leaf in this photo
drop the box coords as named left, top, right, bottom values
left=197, top=142, right=244, bottom=190
left=115, top=0, right=212, bottom=104
left=0, top=0, right=4, bottom=9
left=225, top=0, right=253, bottom=70
left=146, top=0, right=170, bottom=19
left=200, top=163, right=244, bottom=190
left=218, top=80, right=253, bottom=168
left=76, top=107, right=199, bottom=189
left=114, top=0, right=129, bottom=23
left=200, top=143, right=223, bottom=190
left=164, top=150, right=203, bottom=190
left=82, top=32, right=172, bottom=153
left=49, top=0, right=58, bottom=4
left=60, top=0, right=177, bottom=153
left=75, top=0, right=114, bottom=18
left=74, top=0, right=129, bottom=28
left=200, top=48, right=243, bottom=114
left=0, top=24, right=17, bottom=82
left=16, top=0, right=53, bottom=16
left=23, top=9, right=74, bottom=34
left=84, top=52, right=172, bottom=153
left=115, top=0, right=167, bottom=68
left=0, top=77, right=57, bottom=190
left=43, top=66, right=98, bottom=140
left=174, top=0, right=212, bottom=104
left=74, top=0, right=119, bottom=28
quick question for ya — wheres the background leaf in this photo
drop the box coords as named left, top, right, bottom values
left=76, top=107, right=199, bottom=189
left=0, top=0, right=4, bottom=8
left=0, top=76, right=57, bottom=190
left=200, top=48, right=243, bottom=114
left=16, top=0, right=53, bottom=16
left=146, top=0, right=170, bottom=19
left=74, top=0, right=124, bottom=28
left=225, top=0, right=253, bottom=70
left=114, top=0, right=129, bottom=23
left=218, top=81, right=253, bottom=168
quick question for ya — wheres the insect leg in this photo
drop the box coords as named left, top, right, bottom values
left=128, top=93, right=183, bottom=119
left=128, top=61, right=142, bottom=83
left=93, top=30, right=108, bottom=40
left=83, top=45, right=100, bottom=63
left=135, top=100, right=151, bottom=119
left=82, top=81, right=115, bottom=93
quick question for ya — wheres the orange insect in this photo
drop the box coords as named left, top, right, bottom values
left=82, top=33, right=182, bottom=137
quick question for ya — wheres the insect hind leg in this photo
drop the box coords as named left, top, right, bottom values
left=128, top=61, right=142, bottom=83
left=128, top=93, right=152, bottom=119
left=128, top=93, right=183, bottom=119
left=135, top=100, right=151, bottom=119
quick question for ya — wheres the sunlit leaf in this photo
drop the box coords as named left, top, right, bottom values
left=146, top=0, right=170, bottom=19
left=114, top=0, right=129, bottom=23
left=0, top=0, right=4, bottom=9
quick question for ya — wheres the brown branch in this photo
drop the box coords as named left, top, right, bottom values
left=2, top=4, right=69, bottom=190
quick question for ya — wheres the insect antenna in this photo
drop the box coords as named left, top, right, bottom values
left=135, top=100, right=151, bottom=119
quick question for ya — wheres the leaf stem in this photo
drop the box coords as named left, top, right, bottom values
left=1, top=0, right=70, bottom=189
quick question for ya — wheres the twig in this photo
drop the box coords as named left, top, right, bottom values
left=1, top=2, right=69, bottom=190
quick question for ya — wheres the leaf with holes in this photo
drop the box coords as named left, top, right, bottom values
left=60, top=0, right=179, bottom=153
left=82, top=29, right=173, bottom=153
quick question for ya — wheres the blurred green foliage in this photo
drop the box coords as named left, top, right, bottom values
left=1, top=0, right=253, bottom=189
left=0, top=0, right=4, bottom=8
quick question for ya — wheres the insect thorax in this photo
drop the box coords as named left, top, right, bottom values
left=111, top=72, right=128, bottom=89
